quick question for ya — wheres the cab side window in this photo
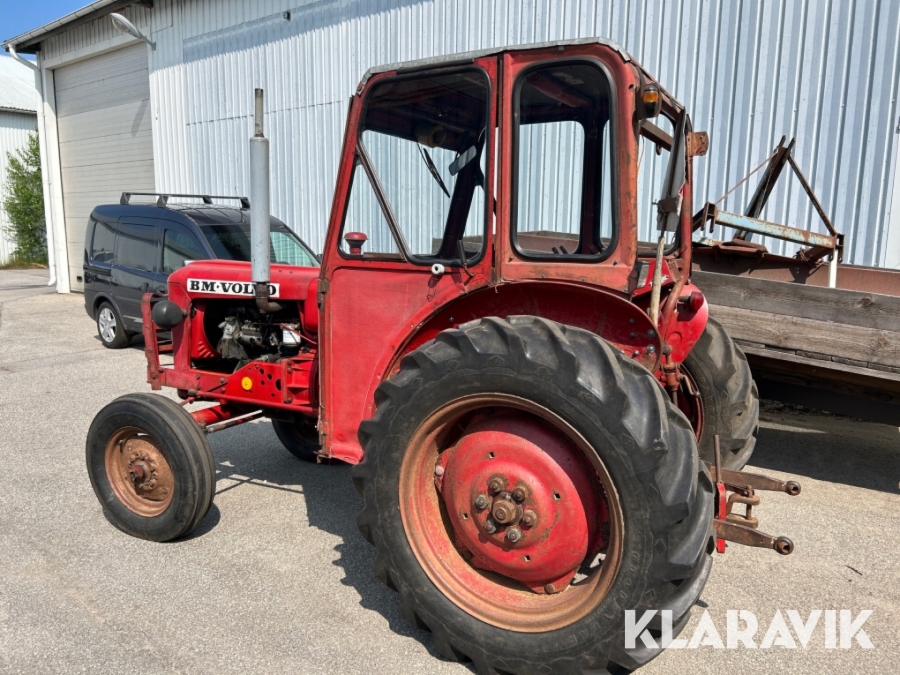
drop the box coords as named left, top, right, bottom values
left=163, top=229, right=205, bottom=273
left=91, top=220, right=117, bottom=264
left=513, top=61, right=616, bottom=259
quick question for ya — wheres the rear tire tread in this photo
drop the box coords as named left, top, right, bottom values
left=684, top=316, right=759, bottom=470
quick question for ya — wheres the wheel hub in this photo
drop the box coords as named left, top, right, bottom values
left=105, top=429, right=175, bottom=517
left=438, top=412, right=606, bottom=594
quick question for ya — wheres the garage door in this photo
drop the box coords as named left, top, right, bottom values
left=55, top=43, right=154, bottom=291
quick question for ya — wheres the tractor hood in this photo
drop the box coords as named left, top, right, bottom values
left=168, top=259, right=319, bottom=304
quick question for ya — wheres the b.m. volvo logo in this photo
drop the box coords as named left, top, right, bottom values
left=187, top=279, right=280, bottom=297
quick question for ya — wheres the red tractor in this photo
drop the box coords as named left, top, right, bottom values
left=87, top=38, right=798, bottom=674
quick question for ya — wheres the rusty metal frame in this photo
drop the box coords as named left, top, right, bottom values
left=693, top=136, right=844, bottom=287
left=708, top=436, right=800, bottom=556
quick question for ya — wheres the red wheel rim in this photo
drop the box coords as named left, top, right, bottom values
left=399, top=394, right=623, bottom=632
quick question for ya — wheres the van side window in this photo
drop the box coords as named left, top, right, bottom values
left=91, top=220, right=117, bottom=264
left=116, top=223, right=157, bottom=272
left=163, top=230, right=205, bottom=273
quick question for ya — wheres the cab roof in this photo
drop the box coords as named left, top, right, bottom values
left=358, top=36, right=680, bottom=111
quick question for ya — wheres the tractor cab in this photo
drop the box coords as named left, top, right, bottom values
left=318, top=39, right=703, bottom=462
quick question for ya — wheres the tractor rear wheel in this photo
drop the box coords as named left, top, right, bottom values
left=352, top=317, right=713, bottom=675
left=682, top=316, right=759, bottom=471
left=86, top=393, right=215, bottom=541
left=272, top=417, right=320, bottom=462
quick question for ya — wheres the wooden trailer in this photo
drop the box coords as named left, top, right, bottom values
left=690, top=138, right=900, bottom=425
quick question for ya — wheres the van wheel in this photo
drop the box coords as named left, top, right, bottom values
left=86, top=393, right=216, bottom=541
left=97, top=301, right=130, bottom=349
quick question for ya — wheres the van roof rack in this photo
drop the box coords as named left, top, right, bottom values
left=120, top=192, right=250, bottom=209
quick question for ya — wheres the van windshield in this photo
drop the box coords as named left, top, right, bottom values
left=200, top=223, right=319, bottom=267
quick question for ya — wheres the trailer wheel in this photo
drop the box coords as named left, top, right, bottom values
left=96, top=301, right=131, bottom=349
left=86, top=393, right=216, bottom=541
left=272, top=418, right=320, bottom=462
left=353, top=317, right=713, bottom=674
left=682, top=316, right=759, bottom=471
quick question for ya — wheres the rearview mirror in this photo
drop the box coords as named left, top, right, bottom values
left=449, top=145, right=477, bottom=176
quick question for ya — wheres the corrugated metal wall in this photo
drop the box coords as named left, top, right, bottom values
left=43, top=0, right=900, bottom=266
left=0, top=111, right=38, bottom=264
left=40, top=4, right=152, bottom=61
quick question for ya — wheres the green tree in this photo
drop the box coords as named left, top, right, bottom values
left=2, top=130, right=46, bottom=264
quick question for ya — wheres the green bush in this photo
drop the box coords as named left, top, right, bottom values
left=2, top=130, right=47, bottom=265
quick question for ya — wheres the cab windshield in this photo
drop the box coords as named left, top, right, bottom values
left=201, top=223, right=319, bottom=267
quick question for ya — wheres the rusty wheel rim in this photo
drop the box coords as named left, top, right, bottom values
left=399, top=394, right=624, bottom=632
left=104, top=427, right=175, bottom=517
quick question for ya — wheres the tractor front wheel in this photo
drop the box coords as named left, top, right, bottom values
left=353, top=317, right=713, bottom=674
left=86, top=393, right=216, bottom=541
left=272, top=417, right=320, bottom=462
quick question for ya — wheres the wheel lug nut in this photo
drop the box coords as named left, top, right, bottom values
left=521, top=510, right=537, bottom=528
left=488, top=477, right=504, bottom=494
left=506, top=527, right=522, bottom=543
left=484, top=519, right=497, bottom=534
left=512, top=487, right=527, bottom=503
left=474, top=494, right=489, bottom=510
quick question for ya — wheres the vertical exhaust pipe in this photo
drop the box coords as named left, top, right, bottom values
left=250, top=88, right=281, bottom=313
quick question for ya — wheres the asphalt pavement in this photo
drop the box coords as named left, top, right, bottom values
left=0, top=268, right=897, bottom=674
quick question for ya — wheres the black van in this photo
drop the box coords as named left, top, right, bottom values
left=83, top=193, right=319, bottom=348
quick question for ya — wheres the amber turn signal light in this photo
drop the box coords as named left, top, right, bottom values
left=639, top=84, right=661, bottom=119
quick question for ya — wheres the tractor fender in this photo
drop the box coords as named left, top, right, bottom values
left=661, top=280, right=709, bottom=364
left=367, top=282, right=662, bottom=415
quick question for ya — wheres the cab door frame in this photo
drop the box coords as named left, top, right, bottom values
left=317, top=56, right=500, bottom=463
left=495, top=44, right=641, bottom=295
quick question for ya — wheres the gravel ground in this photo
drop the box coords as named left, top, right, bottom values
left=1, top=268, right=898, bottom=674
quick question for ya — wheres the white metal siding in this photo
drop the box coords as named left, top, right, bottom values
left=40, top=0, right=900, bottom=268
left=0, top=111, right=38, bottom=264
left=54, top=43, right=154, bottom=290
left=40, top=4, right=152, bottom=62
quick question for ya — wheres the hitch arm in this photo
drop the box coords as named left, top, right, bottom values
left=707, top=465, right=801, bottom=496
left=708, top=435, right=800, bottom=556
left=714, top=520, right=794, bottom=555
